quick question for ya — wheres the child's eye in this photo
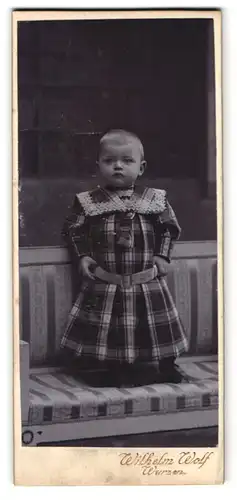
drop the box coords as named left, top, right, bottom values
left=123, top=157, right=134, bottom=164
left=103, top=158, right=113, bottom=164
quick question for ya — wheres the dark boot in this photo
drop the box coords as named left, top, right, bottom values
left=62, top=352, right=111, bottom=386
left=159, top=357, right=184, bottom=383
left=110, top=361, right=162, bottom=387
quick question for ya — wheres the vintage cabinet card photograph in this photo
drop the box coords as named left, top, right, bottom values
left=12, top=9, right=223, bottom=485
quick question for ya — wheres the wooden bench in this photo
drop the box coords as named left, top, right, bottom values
left=19, top=241, right=218, bottom=446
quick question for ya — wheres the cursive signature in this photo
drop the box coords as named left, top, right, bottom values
left=119, top=451, right=214, bottom=472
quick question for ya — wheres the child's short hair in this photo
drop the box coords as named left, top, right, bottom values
left=100, top=129, right=144, bottom=160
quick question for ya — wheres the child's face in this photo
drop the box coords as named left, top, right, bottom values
left=98, top=138, right=146, bottom=188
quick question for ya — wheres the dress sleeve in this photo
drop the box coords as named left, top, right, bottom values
left=154, top=196, right=181, bottom=263
left=62, top=195, right=91, bottom=262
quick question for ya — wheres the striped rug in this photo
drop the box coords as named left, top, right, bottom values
left=26, top=359, right=218, bottom=426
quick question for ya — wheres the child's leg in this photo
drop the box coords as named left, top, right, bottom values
left=62, top=350, right=101, bottom=372
left=118, top=361, right=160, bottom=387
left=62, top=352, right=130, bottom=387
left=104, top=359, right=186, bottom=386
left=106, top=358, right=187, bottom=386
left=119, top=359, right=187, bottom=386
left=62, top=350, right=109, bottom=385
left=105, top=361, right=135, bottom=387
left=103, top=361, right=150, bottom=387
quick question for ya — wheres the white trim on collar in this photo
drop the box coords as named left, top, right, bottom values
left=76, top=188, right=166, bottom=216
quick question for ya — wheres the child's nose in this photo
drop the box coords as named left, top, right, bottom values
left=114, top=160, right=123, bottom=169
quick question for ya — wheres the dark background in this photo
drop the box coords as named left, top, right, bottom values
left=18, top=19, right=217, bottom=247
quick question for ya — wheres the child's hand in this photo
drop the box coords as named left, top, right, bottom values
left=153, top=256, right=170, bottom=277
left=79, top=256, right=97, bottom=280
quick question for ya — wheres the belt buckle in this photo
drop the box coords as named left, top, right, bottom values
left=121, top=274, right=132, bottom=288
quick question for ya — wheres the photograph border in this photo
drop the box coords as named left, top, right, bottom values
left=12, top=9, right=223, bottom=485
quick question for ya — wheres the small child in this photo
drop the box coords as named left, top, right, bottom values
left=61, top=129, right=188, bottom=386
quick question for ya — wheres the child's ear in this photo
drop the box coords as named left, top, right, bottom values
left=139, top=160, right=147, bottom=176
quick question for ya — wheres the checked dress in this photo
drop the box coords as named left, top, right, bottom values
left=60, top=185, right=188, bottom=364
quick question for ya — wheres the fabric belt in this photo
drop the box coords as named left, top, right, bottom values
left=94, top=265, right=158, bottom=288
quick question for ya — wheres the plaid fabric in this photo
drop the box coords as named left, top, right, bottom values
left=19, top=252, right=218, bottom=365
left=61, top=186, right=187, bottom=363
left=157, top=200, right=181, bottom=263
left=62, top=186, right=181, bottom=263
left=25, top=360, right=218, bottom=426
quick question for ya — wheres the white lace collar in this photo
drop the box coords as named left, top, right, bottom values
left=115, top=188, right=134, bottom=198
left=77, top=187, right=166, bottom=216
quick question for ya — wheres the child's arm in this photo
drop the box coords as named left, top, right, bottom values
left=62, top=196, right=97, bottom=279
left=153, top=198, right=181, bottom=276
